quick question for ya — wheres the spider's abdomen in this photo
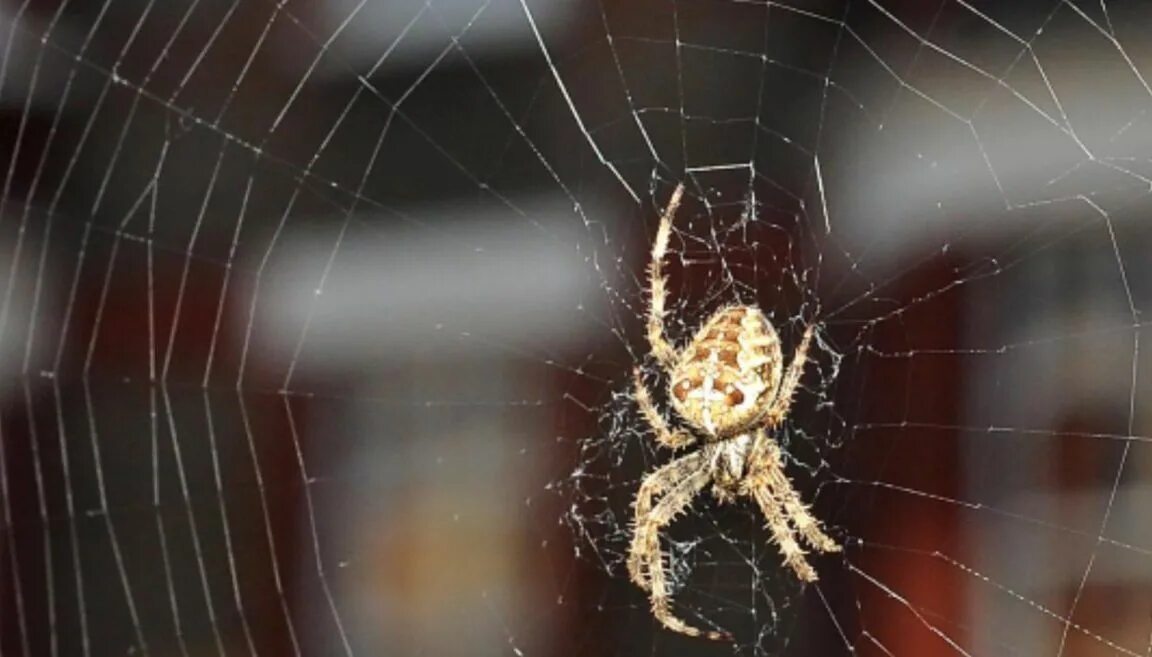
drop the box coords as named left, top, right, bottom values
left=668, top=306, right=783, bottom=437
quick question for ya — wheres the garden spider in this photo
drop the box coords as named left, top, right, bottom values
left=628, top=183, right=840, bottom=641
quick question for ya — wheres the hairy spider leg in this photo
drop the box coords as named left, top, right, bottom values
left=763, top=324, right=815, bottom=427
left=628, top=450, right=708, bottom=588
left=743, top=431, right=840, bottom=581
left=646, top=183, right=685, bottom=366
left=629, top=460, right=731, bottom=641
left=746, top=469, right=818, bottom=581
left=743, top=324, right=814, bottom=477
left=633, top=368, right=695, bottom=450
left=756, top=436, right=840, bottom=554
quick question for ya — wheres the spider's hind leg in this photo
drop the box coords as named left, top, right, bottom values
left=628, top=451, right=707, bottom=588
left=629, top=453, right=730, bottom=641
left=747, top=480, right=817, bottom=581
left=764, top=456, right=840, bottom=554
left=744, top=431, right=839, bottom=582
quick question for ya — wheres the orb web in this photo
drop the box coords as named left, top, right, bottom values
left=0, top=1, right=1151, bottom=657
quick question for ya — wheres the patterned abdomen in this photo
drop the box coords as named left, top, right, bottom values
left=668, top=306, right=783, bottom=437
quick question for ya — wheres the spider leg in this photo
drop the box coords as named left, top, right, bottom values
left=744, top=431, right=839, bottom=582
left=646, top=183, right=685, bottom=367
left=760, top=440, right=840, bottom=554
left=634, top=368, right=695, bottom=450
left=746, top=470, right=817, bottom=582
left=629, top=456, right=730, bottom=641
left=628, top=451, right=708, bottom=587
left=763, top=324, right=815, bottom=428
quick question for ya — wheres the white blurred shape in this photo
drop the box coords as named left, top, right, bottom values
left=836, top=32, right=1152, bottom=267
left=0, top=6, right=82, bottom=109
left=0, top=235, right=54, bottom=393
left=319, top=0, right=581, bottom=74
left=256, top=193, right=606, bottom=369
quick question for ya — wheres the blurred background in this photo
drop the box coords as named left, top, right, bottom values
left=0, top=0, right=1151, bottom=656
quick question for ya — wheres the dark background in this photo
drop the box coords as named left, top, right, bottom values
left=1, top=1, right=1149, bottom=656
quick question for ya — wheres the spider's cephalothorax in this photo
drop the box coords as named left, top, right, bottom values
left=628, top=183, right=840, bottom=642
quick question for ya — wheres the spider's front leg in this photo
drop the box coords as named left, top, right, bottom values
left=634, top=368, right=695, bottom=450
left=763, top=324, right=815, bottom=428
left=645, top=183, right=685, bottom=366
left=629, top=452, right=730, bottom=641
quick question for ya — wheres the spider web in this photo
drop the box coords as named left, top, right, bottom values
left=0, top=1, right=1150, bottom=657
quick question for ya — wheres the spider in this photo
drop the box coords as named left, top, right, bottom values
left=628, top=183, right=840, bottom=641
